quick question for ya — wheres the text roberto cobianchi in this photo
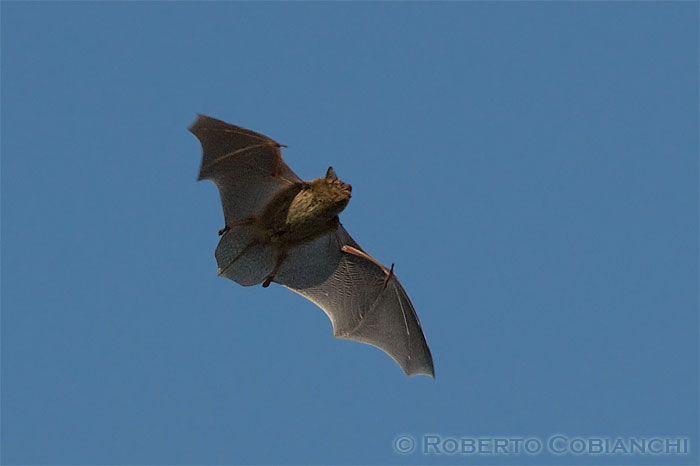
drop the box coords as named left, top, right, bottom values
left=393, top=434, right=689, bottom=456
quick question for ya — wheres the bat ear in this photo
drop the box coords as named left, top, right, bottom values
left=326, top=166, right=338, bottom=181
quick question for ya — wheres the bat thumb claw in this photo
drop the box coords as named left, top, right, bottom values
left=381, top=263, right=396, bottom=289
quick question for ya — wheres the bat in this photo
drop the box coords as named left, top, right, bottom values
left=189, top=114, right=434, bottom=377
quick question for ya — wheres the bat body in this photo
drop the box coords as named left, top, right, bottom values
left=189, top=115, right=434, bottom=377
left=217, top=168, right=351, bottom=286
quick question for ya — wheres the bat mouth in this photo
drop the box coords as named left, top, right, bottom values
left=331, top=180, right=352, bottom=197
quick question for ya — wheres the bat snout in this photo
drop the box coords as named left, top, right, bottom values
left=329, top=178, right=352, bottom=197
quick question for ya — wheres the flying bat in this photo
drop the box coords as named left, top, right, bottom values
left=189, top=115, right=434, bottom=377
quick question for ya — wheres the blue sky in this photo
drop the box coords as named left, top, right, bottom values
left=2, top=2, right=698, bottom=465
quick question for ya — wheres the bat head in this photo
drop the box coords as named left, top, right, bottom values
left=325, top=166, right=352, bottom=197
left=305, top=166, right=352, bottom=218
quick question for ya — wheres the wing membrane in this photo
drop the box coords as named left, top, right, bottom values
left=215, top=225, right=276, bottom=287
left=189, top=114, right=301, bottom=224
left=274, top=226, right=434, bottom=377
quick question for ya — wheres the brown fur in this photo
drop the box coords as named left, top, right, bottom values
left=256, top=175, right=351, bottom=246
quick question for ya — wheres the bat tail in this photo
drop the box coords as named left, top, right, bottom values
left=215, top=226, right=277, bottom=287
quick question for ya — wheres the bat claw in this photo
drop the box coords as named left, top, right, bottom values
left=219, top=218, right=255, bottom=235
left=383, top=263, right=396, bottom=287
left=262, top=250, right=287, bottom=288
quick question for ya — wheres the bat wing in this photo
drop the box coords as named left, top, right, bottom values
left=188, top=114, right=301, bottom=224
left=274, top=225, right=434, bottom=377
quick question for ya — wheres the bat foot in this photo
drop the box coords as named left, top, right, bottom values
left=261, top=250, right=287, bottom=288
left=219, top=218, right=255, bottom=236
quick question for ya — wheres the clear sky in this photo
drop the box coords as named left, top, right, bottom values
left=2, top=2, right=698, bottom=465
